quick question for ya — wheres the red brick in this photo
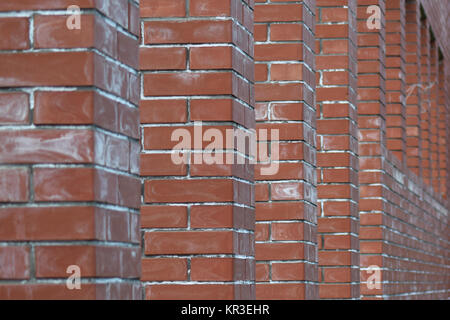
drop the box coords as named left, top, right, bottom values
left=0, top=168, right=29, bottom=203
left=0, top=246, right=30, bottom=280
left=0, top=130, right=94, bottom=164
left=34, top=167, right=95, bottom=202
left=35, top=246, right=139, bottom=278
left=143, top=20, right=232, bottom=44
left=324, top=268, right=352, bottom=283
left=144, top=231, right=234, bottom=254
left=271, top=64, right=303, bottom=81
left=0, top=52, right=94, bottom=87
left=190, top=0, right=231, bottom=17
left=256, top=283, right=305, bottom=300
left=141, top=206, right=188, bottom=228
left=271, top=223, right=304, bottom=241
left=143, top=72, right=232, bottom=96
left=256, top=202, right=305, bottom=221
left=271, top=24, right=303, bottom=41
left=0, top=18, right=29, bottom=50
left=319, top=284, right=353, bottom=299
left=0, top=92, right=29, bottom=124
left=144, top=179, right=234, bottom=203
left=140, top=47, right=187, bottom=70
left=256, top=83, right=303, bottom=101
left=254, top=24, right=268, bottom=41
left=190, top=46, right=232, bottom=70
left=34, top=15, right=94, bottom=49
left=272, top=263, right=305, bottom=281
left=140, top=153, right=187, bottom=176
left=190, top=99, right=243, bottom=123
left=255, top=43, right=303, bottom=61
left=256, top=264, right=270, bottom=282
left=191, top=258, right=233, bottom=281
left=146, top=284, right=234, bottom=300
left=321, top=8, right=349, bottom=23
left=271, top=103, right=303, bottom=120
left=255, top=4, right=303, bottom=22
left=0, top=1, right=96, bottom=12
left=319, top=252, right=352, bottom=266
left=0, top=206, right=100, bottom=241
left=190, top=205, right=234, bottom=229
left=140, top=99, right=187, bottom=123
left=255, top=223, right=269, bottom=241
left=255, top=243, right=304, bottom=261
left=141, top=0, right=186, bottom=17
left=141, top=258, right=187, bottom=281
left=34, top=91, right=94, bottom=125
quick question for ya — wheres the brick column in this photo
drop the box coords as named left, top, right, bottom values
left=404, top=0, right=421, bottom=176
left=140, top=0, right=255, bottom=300
left=429, top=41, right=439, bottom=194
left=438, top=60, right=448, bottom=199
left=254, top=0, right=317, bottom=300
left=446, top=60, right=450, bottom=200
left=386, top=0, right=407, bottom=163
left=316, top=0, right=359, bottom=299
left=0, top=1, right=141, bottom=299
left=356, top=0, right=387, bottom=300
left=419, top=19, right=431, bottom=185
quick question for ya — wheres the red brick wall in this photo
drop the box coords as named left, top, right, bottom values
left=358, top=0, right=449, bottom=299
left=0, top=0, right=141, bottom=299
left=0, top=0, right=448, bottom=300
left=419, top=0, right=450, bottom=62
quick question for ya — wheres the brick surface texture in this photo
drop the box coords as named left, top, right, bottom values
left=0, top=0, right=448, bottom=300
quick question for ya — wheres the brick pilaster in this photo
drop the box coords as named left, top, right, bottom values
left=0, top=0, right=141, bottom=299
left=356, top=0, right=387, bottom=300
left=429, top=41, right=439, bottom=193
left=386, top=0, right=407, bottom=163
left=404, top=0, right=422, bottom=176
left=438, top=59, right=448, bottom=199
left=316, top=0, right=359, bottom=299
left=254, top=0, right=318, bottom=300
left=140, top=0, right=256, bottom=300
left=419, top=19, right=431, bottom=185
